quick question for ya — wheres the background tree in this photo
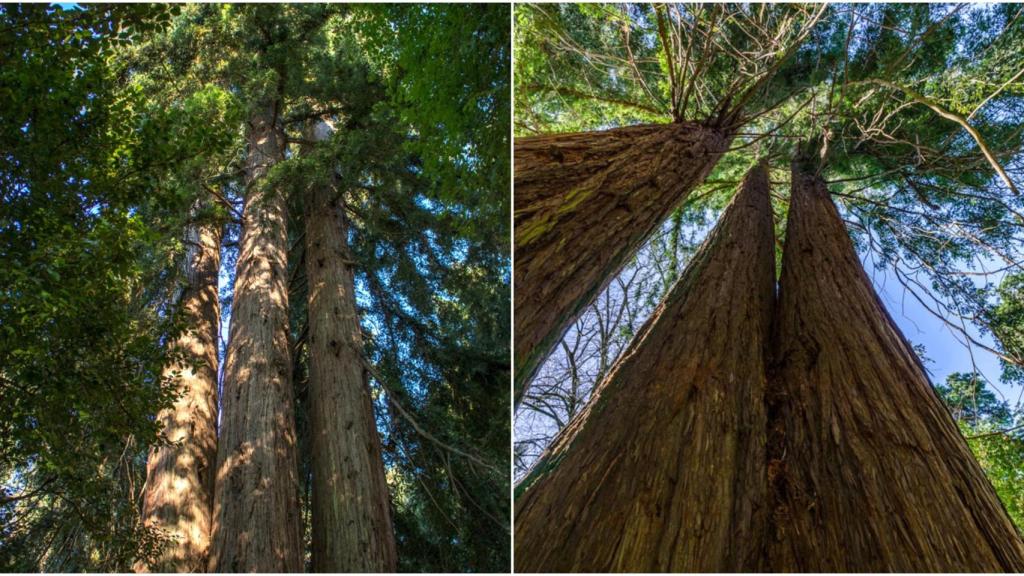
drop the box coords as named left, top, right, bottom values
left=937, top=372, right=1024, bottom=529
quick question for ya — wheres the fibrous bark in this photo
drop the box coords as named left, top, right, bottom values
left=138, top=209, right=221, bottom=573
left=302, top=124, right=397, bottom=572
left=514, top=122, right=728, bottom=405
left=209, top=106, right=303, bottom=572
left=514, top=162, right=774, bottom=572
left=766, top=162, right=1024, bottom=571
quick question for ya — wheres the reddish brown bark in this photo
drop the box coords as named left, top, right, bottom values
left=138, top=212, right=220, bottom=573
left=514, top=163, right=774, bottom=572
left=303, top=124, right=397, bottom=572
left=514, top=123, right=675, bottom=211
left=209, top=106, right=303, bottom=572
left=514, top=122, right=728, bottom=406
left=766, top=163, right=1024, bottom=571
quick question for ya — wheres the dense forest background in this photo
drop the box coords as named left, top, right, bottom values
left=514, top=2, right=1024, bottom=531
left=1, top=4, right=509, bottom=572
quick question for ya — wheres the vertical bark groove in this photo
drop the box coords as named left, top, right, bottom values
left=138, top=211, right=221, bottom=573
left=209, top=106, right=303, bottom=573
left=514, top=122, right=729, bottom=405
left=766, top=163, right=1024, bottom=571
left=303, top=137, right=397, bottom=572
left=514, top=163, right=774, bottom=572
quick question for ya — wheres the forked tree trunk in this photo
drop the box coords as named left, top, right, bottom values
left=766, top=162, right=1024, bottom=571
left=514, top=122, right=729, bottom=406
left=209, top=105, right=303, bottom=572
left=302, top=123, right=397, bottom=572
left=138, top=210, right=221, bottom=573
left=514, top=162, right=774, bottom=572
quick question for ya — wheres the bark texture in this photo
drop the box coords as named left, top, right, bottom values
left=209, top=106, right=303, bottom=572
left=138, top=212, right=221, bottom=573
left=766, top=163, right=1024, bottom=571
left=303, top=128, right=397, bottom=572
left=514, top=122, right=728, bottom=405
left=514, top=163, right=774, bottom=572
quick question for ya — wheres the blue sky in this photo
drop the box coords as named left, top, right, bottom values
left=873, top=259, right=1020, bottom=406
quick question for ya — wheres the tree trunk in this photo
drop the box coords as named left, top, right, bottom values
left=514, top=162, right=774, bottom=572
left=138, top=208, right=221, bottom=573
left=514, top=122, right=728, bottom=406
left=209, top=105, right=303, bottom=572
left=514, top=123, right=675, bottom=210
left=766, top=162, right=1024, bottom=571
left=302, top=123, right=397, bottom=572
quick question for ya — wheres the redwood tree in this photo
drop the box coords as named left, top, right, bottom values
left=513, top=122, right=729, bottom=404
left=209, top=103, right=303, bottom=572
left=514, top=162, right=775, bottom=572
left=302, top=123, right=396, bottom=572
left=138, top=209, right=221, bottom=572
left=766, top=161, right=1024, bottom=571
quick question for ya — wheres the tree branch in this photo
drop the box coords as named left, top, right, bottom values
left=863, top=78, right=1019, bottom=195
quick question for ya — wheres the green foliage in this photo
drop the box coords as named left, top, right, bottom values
left=514, top=4, right=829, bottom=134
left=514, top=4, right=667, bottom=132
left=342, top=6, right=511, bottom=571
left=937, top=373, right=1024, bottom=530
left=357, top=4, right=510, bottom=253
left=0, top=4, right=186, bottom=569
left=990, top=274, right=1024, bottom=387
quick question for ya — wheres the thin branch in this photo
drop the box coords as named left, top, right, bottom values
left=862, top=78, right=1019, bottom=194
left=966, top=423, right=1024, bottom=440
left=522, top=83, right=667, bottom=117
left=361, top=356, right=502, bottom=474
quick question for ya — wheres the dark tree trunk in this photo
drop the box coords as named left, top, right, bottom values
left=209, top=105, right=303, bottom=572
left=302, top=124, right=397, bottom=572
left=766, top=162, right=1024, bottom=571
left=514, top=163, right=774, bottom=572
left=514, top=122, right=729, bottom=405
left=138, top=209, right=221, bottom=573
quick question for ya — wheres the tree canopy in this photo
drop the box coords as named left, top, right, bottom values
left=1, top=4, right=509, bottom=572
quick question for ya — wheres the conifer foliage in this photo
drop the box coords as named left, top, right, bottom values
left=1, top=4, right=509, bottom=572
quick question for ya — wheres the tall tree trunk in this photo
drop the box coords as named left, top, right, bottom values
left=514, top=162, right=774, bottom=572
left=302, top=123, right=397, bottom=572
left=515, top=123, right=676, bottom=209
left=514, top=122, right=728, bottom=406
left=766, top=162, right=1024, bottom=571
left=138, top=207, right=221, bottom=573
left=209, top=105, right=303, bottom=572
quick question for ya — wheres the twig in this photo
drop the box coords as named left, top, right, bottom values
left=966, top=424, right=1024, bottom=440
left=862, top=78, right=1019, bottom=194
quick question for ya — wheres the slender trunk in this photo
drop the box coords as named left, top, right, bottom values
left=766, top=161, right=1024, bottom=571
left=138, top=208, right=221, bottom=573
left=302, top=123, right=397, bottom=572
left=514, top=163, right=774, bottom=572
left=514, top=122, right=728, bottom=406
left=209, top=105, right=303, bottom=572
